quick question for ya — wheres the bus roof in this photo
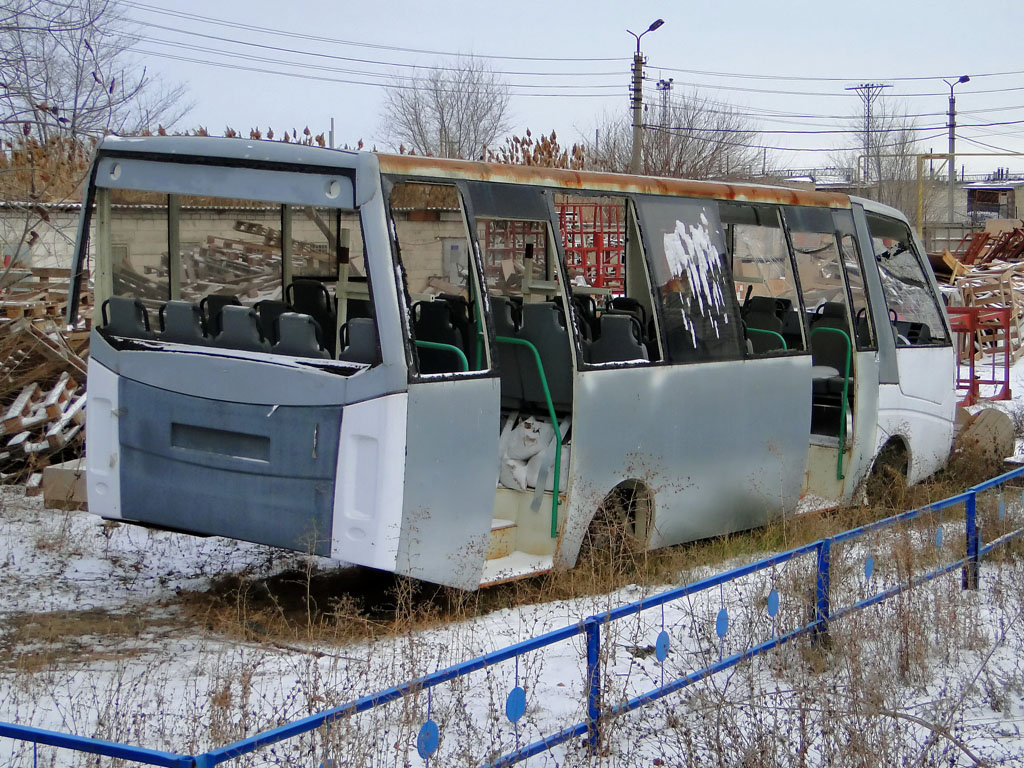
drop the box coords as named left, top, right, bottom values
left=376, top=153, right=852, bottom=209
left=94, top=136, right=850, bottom=210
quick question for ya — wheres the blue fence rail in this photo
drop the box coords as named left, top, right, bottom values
left=4, top=466, right=1024, bottom=766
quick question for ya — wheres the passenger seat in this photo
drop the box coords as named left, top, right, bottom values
left=158, top=300, right=208, bottom=346
left=212, top=305, right=271, bottom=353
left=338, top=318, right=379, bottom=365
left=273, top=312, right=329, bottom=359
left=586, top=314, right=647, bottom=364
left=518, top=302, right=573, bottom=412
left=101, top=296, right=154, bottom=340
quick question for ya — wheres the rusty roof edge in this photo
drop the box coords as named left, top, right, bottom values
left=375, top=154, right=852, bottom=209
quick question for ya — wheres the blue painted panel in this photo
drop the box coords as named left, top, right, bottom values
left=119, top=378, right=340, bottom=555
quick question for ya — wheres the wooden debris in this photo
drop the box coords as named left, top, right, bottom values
left=0, top=267, right=89, bottom=484
left=42, top=458, right=87, bottom=510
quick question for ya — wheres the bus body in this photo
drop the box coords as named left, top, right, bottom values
left=68, top=137, right=956, bottom=589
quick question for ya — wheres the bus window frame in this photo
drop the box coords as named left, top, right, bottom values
left=383, top=175, right=496, bottom=382
left=633, top=193, right=747, bottom=366
left=833, top=208, right=878, bottom=352
left=721, top=200, right=810, bottom=357
left=781, top=204, right=876, bottom=352
left=864, top=210, right=953, bottom=348
left=550, top=190, right=664, bottom=371
left=74, top=149, right=359, bottom=324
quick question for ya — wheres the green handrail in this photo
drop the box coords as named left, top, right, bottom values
left=414, top=339, right=469, bottom=372
left=495, top=335, right=562, bottom=538
left=746, top=328, right=787, bottom=352
left=809, top=327, right=851, bottom=481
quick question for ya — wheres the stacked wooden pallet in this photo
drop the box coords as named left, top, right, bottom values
left=0, top=267, right=90, bottom=489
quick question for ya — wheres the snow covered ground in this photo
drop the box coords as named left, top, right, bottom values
left=2, top=358, right=1024, bottom=766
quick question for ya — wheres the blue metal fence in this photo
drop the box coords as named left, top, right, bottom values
left=4, top=465, right=1024, bottom=767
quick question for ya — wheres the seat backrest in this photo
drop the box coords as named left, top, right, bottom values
left=273, top=312, right=329, bottom=359
left=286, top=279, right=336, bottom=354
left=254, top=300, right=290, bottom=345
left=213, top=305, right=271, bottom=353
left=159, top=301, right=208, bottom=346
left=587, top=314, right=648, bottom=364
left=491, top=295, right=524, bottom=409
left=338, top=318, right=379, bottom=365
left=200, top=294, right=241, bottom=336
left=609, top=296, right=647, bottom=330
left=743, top=296, right=785, bottom=331
left=101, top=296, right=154, bottom=339
left=518, top=302, right=573, bottom=412
left=412, top=300, right=465, bottom=374
left=811, top=301, right=850, bottom=333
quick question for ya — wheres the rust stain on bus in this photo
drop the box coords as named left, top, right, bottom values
left=376, top=154, right=851, bottom=209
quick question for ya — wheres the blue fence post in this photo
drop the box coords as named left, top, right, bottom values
left=963, top=490, right=979, bottom=590
left=585, top=618, right=601, bottom=753
left=813, top=539, right=831, bottom=643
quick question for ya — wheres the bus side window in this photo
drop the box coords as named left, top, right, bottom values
left=634, top=195, right=743, bottom=364
left=786, top=206, right=875, bottom=352
left=555, top=194, right=658, bottom=365
left=388, top=181, right=487, bottom=374
left=721, top=202, right=804, bottom=355
left=864, top=212, right=949, bottom=347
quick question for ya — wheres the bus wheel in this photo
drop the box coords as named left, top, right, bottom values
left=866, top=440, right=909, bottom=509
left=581, top=482, right=654, bottom=577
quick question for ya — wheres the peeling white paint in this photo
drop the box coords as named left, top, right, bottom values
left=663, top=214, right=730, bottom=344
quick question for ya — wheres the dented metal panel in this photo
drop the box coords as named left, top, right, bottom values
left=556, top=355, right=813, bottom=569
left=397, top=377, right=501, bottom=589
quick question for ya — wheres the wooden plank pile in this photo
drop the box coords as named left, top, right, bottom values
left=935, top=221, right=1024, bottom=362
left=0, top=267, right=89, bottom=490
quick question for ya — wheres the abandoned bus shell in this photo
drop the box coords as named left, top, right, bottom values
left=68, top=137, right=956, bottom=589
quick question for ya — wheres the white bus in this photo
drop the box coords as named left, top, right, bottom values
left=68, top=137, right=956, bottom=589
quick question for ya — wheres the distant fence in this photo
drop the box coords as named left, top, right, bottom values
left=4, top=466, right=1024, bottom=767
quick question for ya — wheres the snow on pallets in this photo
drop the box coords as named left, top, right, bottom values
left=0, top=267, right=91, bottom=488
left=0, top=372, right=85, bottom=489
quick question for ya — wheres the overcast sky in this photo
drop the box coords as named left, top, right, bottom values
left=123, top=0, right=1024, bottom=177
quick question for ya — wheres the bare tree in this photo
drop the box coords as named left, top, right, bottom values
left=1, top=0, right=188, bottom=142
left=380, top=57, right=512, bottom=159
left=584, top=90, right=761, bottom=180
left=834, top=101, right=941, bottom=220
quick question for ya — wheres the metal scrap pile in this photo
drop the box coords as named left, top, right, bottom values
left=0, top=267, right=90, bottom=489
left=943, top=221, right=1024, bottom=360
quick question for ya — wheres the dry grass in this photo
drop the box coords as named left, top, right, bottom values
left=163, top=446, right=1009, bottom=654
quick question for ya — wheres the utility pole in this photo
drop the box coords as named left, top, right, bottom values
left=627, top=19, right=664, bottom=175
left=656, top=77, right=673, bottom=173
left=656, top=77, right=674, bottom=126
left=945, top=75, right=970, bottom=224
left=845, top=83, right=891, bottom=188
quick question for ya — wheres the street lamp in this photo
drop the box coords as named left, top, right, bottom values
left=627, top=19, right=664, bottom=174
left=944, top=74, right=970, bottom=224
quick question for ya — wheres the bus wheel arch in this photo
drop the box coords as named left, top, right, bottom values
left=865, top=436, right=910, bottom=507
left=570, top=480, right=655, bottom=570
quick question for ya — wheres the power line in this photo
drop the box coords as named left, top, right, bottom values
left=120, top=1, right=628, bottom=63
left=136, top=36, right=626, bottom=89
left=645, top=120, right=1024, bottom=136
left=131, top=49, right=621, bottom=98
left=959, top=135, right=1023, bottom=154
left=129, top=20, right=627, bottom=81
left=642, top=124, right=948, bottom=153
left=641, top=74, right=1024, bottom=99
left=649, top=65, right=1024, bottom=83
